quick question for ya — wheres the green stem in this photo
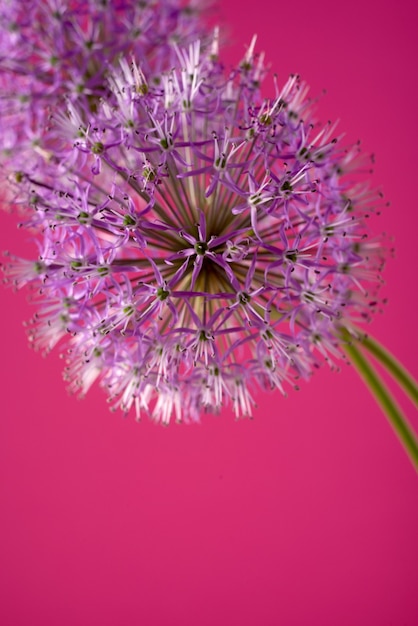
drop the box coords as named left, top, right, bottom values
left=356, top=332, right=418, bottom=407
left=340, top=329, right=418, bottom=471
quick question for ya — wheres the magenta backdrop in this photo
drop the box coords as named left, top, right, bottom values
left=1, top=0, right=417, bottom=624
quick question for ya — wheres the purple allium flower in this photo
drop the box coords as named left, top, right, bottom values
left=0, top=0, right=205, bottom=171
left=1, top=6, right=386, bottom=424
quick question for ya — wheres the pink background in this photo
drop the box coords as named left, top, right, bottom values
left=1, top=0, right=417, bottom=624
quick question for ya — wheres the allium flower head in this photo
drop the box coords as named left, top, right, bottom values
left=1, top=5, right=385, bottom=424
left=0, top=0, right=205, bottom=165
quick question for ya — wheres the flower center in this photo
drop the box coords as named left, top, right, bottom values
left=194, top=241, right=208, bottom=255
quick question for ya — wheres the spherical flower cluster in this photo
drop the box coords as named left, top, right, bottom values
left=0, top=0, right=204, bottom=166
left=1, top=2, right=385, bottom=423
